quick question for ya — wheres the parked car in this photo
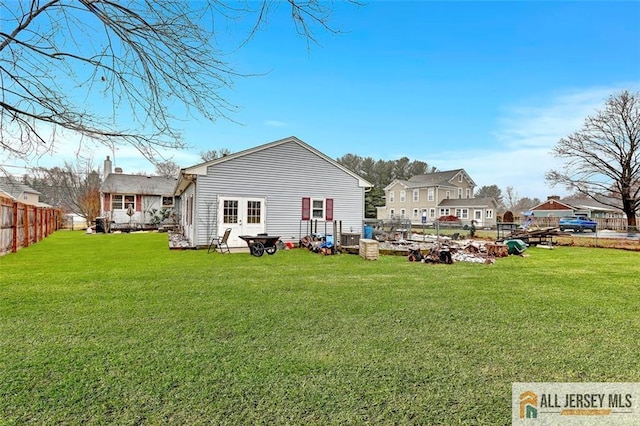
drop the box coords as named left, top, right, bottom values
left=559, top=216, right=597, bottom=232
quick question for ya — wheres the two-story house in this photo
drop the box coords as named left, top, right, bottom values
left=0, top=176, right=43, bottom=206
left=376, top=169, right=498, bottom=228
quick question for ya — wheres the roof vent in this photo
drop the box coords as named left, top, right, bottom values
left=115, top=167, right=123, bottom=174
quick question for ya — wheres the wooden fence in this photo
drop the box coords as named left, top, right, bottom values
left=0, top=195, right=60, bottom=256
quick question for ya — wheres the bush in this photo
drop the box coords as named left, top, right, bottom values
left=437, top=215, right=460, bottom=222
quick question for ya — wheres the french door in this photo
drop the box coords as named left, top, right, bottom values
left=218, top=197, right=266, bottom=247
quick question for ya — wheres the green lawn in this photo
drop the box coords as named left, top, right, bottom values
left=1, top=231, right=639, bottom=424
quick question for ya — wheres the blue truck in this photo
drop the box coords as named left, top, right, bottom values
left=558, top=216, right=597, bottom=233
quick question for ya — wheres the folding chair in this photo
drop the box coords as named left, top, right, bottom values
left=208, top=228, right=231, bottom=253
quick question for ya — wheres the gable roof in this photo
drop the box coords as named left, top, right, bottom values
left=177, top=136, right=373, bottom=192
left=100, top=174, right=178, bottom=195
left=531, top=198, right=574, bottom=211
left=0, top=176, right=41, bottom=198
left=384, top=169, right=475, bottom=191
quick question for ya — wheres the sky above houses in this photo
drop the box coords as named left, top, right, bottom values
left=2, top=1, right=640, bottom=201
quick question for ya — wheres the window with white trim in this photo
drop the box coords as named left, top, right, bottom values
left=439, top=208, right=450, bottom=216
left=390, top=208, right=395, bottom=218
left=312, top=199, right=325, bottom=219
left=247, top=201, right=262, bottom=224
left=400, top=191, right=406, bottom=202
left=466, top=188, right=471, bottom=199
left=486, top=209, right=494, bottom=219
left=162, top=196, right=174, bottom=207
left=474, top=210, right=482, bottom=220
left=458, top=173, right=463, bottom=182
left=112, top=194, right=135, bottom=210
left=429, top=208, right=436, bottom=218
left=445, top=191, right=451, bottom=199
left=413, top=189, right=419, bottom=202
left=400, top=208, right=406, bottom=218
left=461, top=209, right=469, bottom=219
left=458, top=188, right=463, bottom=199
left=413, top=209, right=419, bottom=218
left=223, top=200, right=239, bottom=224
left=389, top=191, right=395, bottom=203
left=427, top=188, right=434, bottom=201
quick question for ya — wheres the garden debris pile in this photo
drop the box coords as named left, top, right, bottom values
left=406, top=240, right=501, bottom=265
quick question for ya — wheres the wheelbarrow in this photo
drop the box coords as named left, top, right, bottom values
left=238, top=235, right=281, bottom=257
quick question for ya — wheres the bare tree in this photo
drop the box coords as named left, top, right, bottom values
left=504, top=186, right=520, bottom=211
left=546, top=90, right=640, bottom=231
left=155, top=161, right=181, bottom=178
left=27, top=161, right=101, bottom=225
left=200, top=148, right=232, bottom=162
left=1, top=1, right=357, bottom=164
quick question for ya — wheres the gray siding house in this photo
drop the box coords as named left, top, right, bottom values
left=175, top=136, right=372, bottom=248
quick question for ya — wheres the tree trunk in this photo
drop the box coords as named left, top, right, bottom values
left=625, top=211, right=637, bottom=233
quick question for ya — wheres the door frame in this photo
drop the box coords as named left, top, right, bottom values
left=218, top=196, right=266, bottom=247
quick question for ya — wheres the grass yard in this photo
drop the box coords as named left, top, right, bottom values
left=1, top=231, right=639, bottom=424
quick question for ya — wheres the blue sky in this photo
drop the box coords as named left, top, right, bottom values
left=5, top=1, right=640, bottom=200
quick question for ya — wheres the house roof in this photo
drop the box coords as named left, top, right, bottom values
left=439, top=197, right=497, bottom=208
left=531, top=196, right=622, bottom=213
left=100, top=173, right=178, bottom=195
left=385, top=169, right=475, bottom=191
left=0, top=188, right=14, bottom=200
left=561, top=196, right=622, bottom=212
left=0, top=176, right=41, bottom=198
left=178, top=136, right=373, bottom=192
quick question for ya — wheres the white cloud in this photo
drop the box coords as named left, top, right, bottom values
left=434, top=85, right=639, bottom=200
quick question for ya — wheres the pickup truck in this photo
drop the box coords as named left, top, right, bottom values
left=558, top=216, right=597, bottom=232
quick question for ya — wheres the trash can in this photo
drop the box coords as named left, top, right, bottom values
left=95, top=217, right=106, bottom=233
left=504, top=239, right=526, bottom=255
left=364, top=225, right=373, bottom=240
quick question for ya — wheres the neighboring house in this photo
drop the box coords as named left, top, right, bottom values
left=531, top=195, right=625, bottom=218
left=99, top=157, right=178, bottom=228
left=0, top=176, right=42, bottom=205
left=376, top=169, right=498, bottom=227
left=174, top=136, right=373, bottom=248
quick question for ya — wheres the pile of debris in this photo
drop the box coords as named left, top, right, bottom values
left=300, top=234, right=335, bottom=255
left=407, top=240, right=500, bottom=265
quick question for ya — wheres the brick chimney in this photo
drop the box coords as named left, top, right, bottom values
left=104, top=156, right=113, bottom=176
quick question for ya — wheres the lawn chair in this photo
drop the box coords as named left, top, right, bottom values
left=208, top=228, right=231, bottom=254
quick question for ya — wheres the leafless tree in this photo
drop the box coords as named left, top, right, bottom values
left=200, top=148, right=232, bottom=162
left=1, top=1, right=358, bottom=164
left=546, top=90, right=640, bottom=231
left=504, top=186, right=520, bottom=211
left=27, top=160, right=101, bottom=224
left=154, top=160, right=181, bottom=178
